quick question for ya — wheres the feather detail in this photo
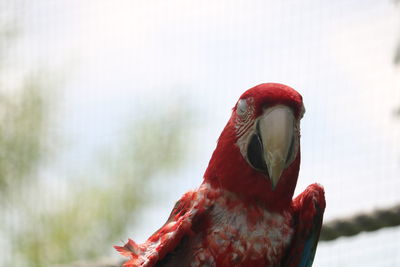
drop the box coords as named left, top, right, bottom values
left=282, top=183, right=326, bottom=267
left=114, top=239, right=140, bottom=257
left=115, top=83, right=325, bottom=267
left=115, top=183, right=218, bottom=267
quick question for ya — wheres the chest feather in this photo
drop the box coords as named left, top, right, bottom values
left=191, top=195, right=293, bottom=266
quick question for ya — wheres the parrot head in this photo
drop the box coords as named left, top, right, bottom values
left=204, top=83, right=305, bottom=210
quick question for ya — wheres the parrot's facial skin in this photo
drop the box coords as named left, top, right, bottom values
left=204, top=83, right=305, bottom=210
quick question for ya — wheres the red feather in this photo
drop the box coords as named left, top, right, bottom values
left=115, top=83, right=325, bottom=267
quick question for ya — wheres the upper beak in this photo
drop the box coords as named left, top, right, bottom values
left=258, top=105, right=295, bottom=189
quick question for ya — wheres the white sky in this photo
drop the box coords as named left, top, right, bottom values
left=11, top=0, right=400, bottom=265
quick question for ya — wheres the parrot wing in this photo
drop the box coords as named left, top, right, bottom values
left=115, top=183, right=216, bottom=267
left=282, top=183, right=326, bottom=267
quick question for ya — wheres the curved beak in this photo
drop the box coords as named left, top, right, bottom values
left=258, top=105, right=294, bottom=189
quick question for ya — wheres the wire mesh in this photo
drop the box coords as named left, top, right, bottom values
left=0, top=1, right=399, bottom=266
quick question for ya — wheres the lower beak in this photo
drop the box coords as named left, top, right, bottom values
left=258, top=105, right=294, bottom=189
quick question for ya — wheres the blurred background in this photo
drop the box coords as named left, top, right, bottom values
left=1, top=0, right=399, bottom=266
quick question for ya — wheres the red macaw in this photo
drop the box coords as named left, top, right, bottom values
left=115, top=83, right=326, bottom=267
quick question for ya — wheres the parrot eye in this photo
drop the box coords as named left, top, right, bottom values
left=237, top=99, right=248, bottom=116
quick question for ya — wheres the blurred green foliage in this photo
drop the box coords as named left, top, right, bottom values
left=11, top=109, right=188, bottom=266
left=2, top=105, right=188, bottom=266
left=0, top=6, right=189, bottom=267
left=0, top=82, right=48, bottom=195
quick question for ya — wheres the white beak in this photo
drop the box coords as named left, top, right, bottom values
left=258, top=105, right=294, bottom=189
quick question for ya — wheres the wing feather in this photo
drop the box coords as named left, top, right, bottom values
left=282, top=183, right=326, bottom=267
left=115, top=183, right=216, bottom=267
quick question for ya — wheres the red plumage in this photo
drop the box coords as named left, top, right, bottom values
left=115, top=83, right=326, bottom=267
